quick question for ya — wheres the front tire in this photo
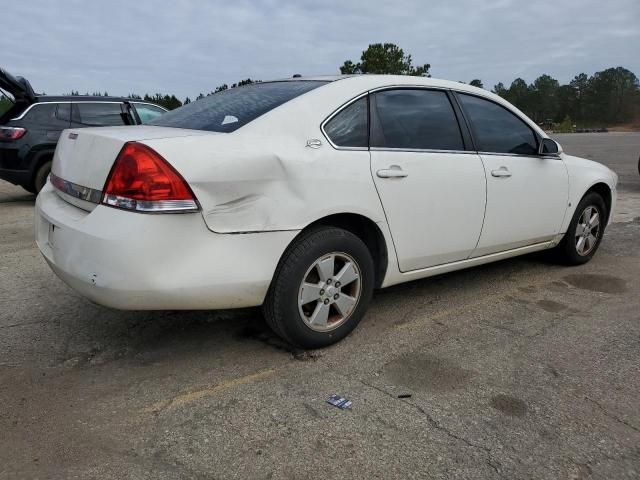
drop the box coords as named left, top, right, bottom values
left=555, top=192, right=607, bottom=265
left=263, top=226, right=374, bottom=349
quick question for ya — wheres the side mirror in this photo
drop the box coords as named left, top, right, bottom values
left=539, top=138, right=561, bottom=156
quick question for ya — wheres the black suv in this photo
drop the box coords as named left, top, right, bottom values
left=0, top=68, right=167, bottom=193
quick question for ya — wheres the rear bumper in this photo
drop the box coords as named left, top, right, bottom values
left=0, top=167, right=30, bottom=186
left=35, top=182, right=298, bottom=310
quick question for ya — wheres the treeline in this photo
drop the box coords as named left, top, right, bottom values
left=12, top=40, right=640, bottom=128
left=124, top=78, right=258, bottom=110
left=488, top=67, right=640, bottom=127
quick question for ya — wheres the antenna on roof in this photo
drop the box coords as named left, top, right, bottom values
left=292, top=74, right=302, bottom=78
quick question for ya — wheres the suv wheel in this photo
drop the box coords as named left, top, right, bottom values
left=33, top=160, right=52, bottom=193
left=263, top=226, right=374, bottom=349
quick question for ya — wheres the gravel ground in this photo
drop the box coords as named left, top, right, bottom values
left=1, top=132, right=639, bottom=479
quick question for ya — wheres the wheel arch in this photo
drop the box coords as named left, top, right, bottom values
left=28, top=148, right=55, bottom=176
left=285, top=213, right=389, bottom=289
left=584, top=182, right=613, bottom=225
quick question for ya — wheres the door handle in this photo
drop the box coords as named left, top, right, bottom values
left=491, top=166, right=512, bottom=178
left=377, top=165, right=408, bottom=178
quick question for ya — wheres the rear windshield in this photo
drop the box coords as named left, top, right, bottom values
left=148, top=81, right=328, bottom=133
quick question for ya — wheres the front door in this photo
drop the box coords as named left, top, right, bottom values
left=455, top=93, right=568, bottom=256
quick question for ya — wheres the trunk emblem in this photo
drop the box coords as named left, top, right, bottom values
left=68, top=133, right=78, bottom=139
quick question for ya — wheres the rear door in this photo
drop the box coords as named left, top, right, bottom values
left=455, top=92, right=568, bottom=256
left=369, top=88, right=487, bottom=271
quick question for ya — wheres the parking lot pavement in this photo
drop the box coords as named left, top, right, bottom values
left=1, top=133, right=639, bottom=479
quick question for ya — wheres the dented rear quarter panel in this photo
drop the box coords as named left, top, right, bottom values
left=142, top=79, right=389, bottom=233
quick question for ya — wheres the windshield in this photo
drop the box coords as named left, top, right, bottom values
left=148, top=81, right=328, bottom=133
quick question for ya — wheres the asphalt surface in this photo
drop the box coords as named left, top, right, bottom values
left=1, top=132, right=639, bottom=479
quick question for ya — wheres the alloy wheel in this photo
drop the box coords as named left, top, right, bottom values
left=298, top=252, right=362, bottom=332
left=575, top=205, right=601, bottom=256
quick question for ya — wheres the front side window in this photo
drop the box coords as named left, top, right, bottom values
left=133, top=103, right=166, bottom=123
left=324, top=96, right=368, bottom=148
left=457, top=93, right=538, bottom=155
left=72, top=103, right=127, bottom=127
left=149, top=81, right=328, bottom=133
left=370, top=89, right=464, bottom=150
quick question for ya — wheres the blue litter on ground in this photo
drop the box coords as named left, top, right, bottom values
left=327, top=394, right=352, bottom=409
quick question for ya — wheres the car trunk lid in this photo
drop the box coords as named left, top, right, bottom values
left=51, top=126, right=213, bottom=209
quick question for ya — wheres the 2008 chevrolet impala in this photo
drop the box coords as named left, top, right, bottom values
left=35, top=75, right=617, bottom=348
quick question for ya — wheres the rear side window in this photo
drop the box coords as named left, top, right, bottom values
left=457, top=93, right=538, bottom=155
left=324, top=96, right=368, bottom=148
left=72, top=103, right=127, bottom=127
left=23, top=103, right=70, bottom=128
left=371, top=89, right=464, bottom=150
left=149, top=81, right=328, bottom=133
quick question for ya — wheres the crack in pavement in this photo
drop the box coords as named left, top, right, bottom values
left=585, top=396, right=640, bottom=434
left=357, top=377, right=508, bottom=478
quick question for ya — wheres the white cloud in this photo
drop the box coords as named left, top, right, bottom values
left=4, top=0, right=639, bottom=98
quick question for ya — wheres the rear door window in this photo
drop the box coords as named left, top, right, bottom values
left=370, top=89, right=464, bottom=150
left=72, top=103, right=127, bottom=127
left=149, top=81, right=328, bottom=133
left=323, top=96, right=368, bottom=148
left=23, top=103, right=70, bottom=129
left=457, top=93, right=538, bottom=155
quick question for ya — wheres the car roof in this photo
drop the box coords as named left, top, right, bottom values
left=34, top=95, right=136, bottom=102
left=264, top=74, right=494, bottom=96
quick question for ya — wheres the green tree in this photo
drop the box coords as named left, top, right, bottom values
left=555, top=84, right=577, bottom=123
left=340, top=43, right=430, bottom=76
left=585, top=67, right=639, bottom=123
left=469, top=79, right=483, bottom=88
left=530, top=74, right=560, bottom=123
left=492, top=82, right=508, bottom=97
left=569, top=73, right=589, bottom=123
left=505, top=78, right=532, bottom=116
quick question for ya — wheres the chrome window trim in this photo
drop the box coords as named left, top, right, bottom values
left=11, top=101, right=127, bottom=121
left=477, top=151, right=562, bottom=160
left=370, top=147, right=476, bottom=155
left=131, top=102, right=169, bottom=112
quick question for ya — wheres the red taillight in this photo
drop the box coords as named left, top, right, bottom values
left=102, top=142, right=198, bottom=212
left=0, top=127, right=27, bottom=141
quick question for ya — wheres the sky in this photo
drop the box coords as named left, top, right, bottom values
left=3, top=0, right=639, bottom=99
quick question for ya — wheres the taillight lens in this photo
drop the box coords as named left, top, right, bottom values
left=0, top=127, right=27, bottom=141
left=102, top=142, right=198, bottom=213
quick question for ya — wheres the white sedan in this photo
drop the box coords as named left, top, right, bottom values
left=36, top=75, right=617, bottom=348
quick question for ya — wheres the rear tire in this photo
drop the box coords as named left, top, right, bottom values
left=263, top=226, right=374, bottom=349
left=33, top=160, right=52, bottom=194
left=555, top=192, right=607, bottom=265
